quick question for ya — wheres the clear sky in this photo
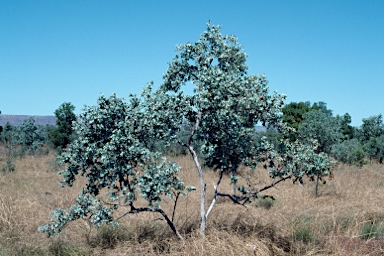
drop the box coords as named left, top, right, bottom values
left=1, top=1, right=383, bottom=126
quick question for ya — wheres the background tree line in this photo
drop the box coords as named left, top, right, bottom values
left=280, top=101, right=383, bottom=166
left=0, top=102, right=76, bottom=172
left=1, top=99, right=382, bottom=174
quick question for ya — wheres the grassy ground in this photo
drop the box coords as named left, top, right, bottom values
left=1, top=153, right=384, bottom=255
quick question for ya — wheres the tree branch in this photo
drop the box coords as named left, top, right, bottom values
left=255, top=175, right=292, bottom=195
left=216, top=192, right=246, bottom=206
left=172, top=192, right=180, bottom=222
left=214, top=175, right=292, bottom=205
left=115, top=203, right=184, bottom=240
left=206, top=168, right=225, bottom=218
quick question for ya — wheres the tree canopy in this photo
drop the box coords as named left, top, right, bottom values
left=298, top=110, right=342, bottom=154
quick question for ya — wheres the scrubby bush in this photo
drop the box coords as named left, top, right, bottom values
left=14, top=117, right=47, bottom=154
left=364, top=135, right=384, bottom=164
left=331, top=139, right=365, bottom=166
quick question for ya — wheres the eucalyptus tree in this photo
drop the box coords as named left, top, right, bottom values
left=149, top=23, right=333, bottom=234
left=39, top=23, right=334, bottom=239
left=298, top=110, right=343, bottom=154
left=15, top=117, right=47, bottom=154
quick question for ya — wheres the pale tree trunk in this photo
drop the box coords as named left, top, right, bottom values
left=187, top=145, right=206, bottom=236
left=179, top=111, right=207, bottom=236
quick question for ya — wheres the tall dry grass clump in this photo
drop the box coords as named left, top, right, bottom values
left=0, top=153, right=384, bottom=255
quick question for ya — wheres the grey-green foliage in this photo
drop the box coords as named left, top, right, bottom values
left=264, top=138, right=333, bottom=182
left=14, top=117, right=47, bottom=154
left=39, top=94, right=188, bottom=238
left=153, top=23, right=288, bottom=235
left=263, top=138, right=333, bottom=198
left=331, top=139, right=365, bottom=166
left=224, top=138, right=334, bottom=200
left=298, top=110, right=343, bottom=154
left=160, top=22, right=286, bottom=172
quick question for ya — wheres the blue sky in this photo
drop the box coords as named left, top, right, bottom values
left=1, top=1, right=383, bottom=126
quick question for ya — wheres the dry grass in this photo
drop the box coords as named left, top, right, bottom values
left=1, top=153, right=384, bottom=255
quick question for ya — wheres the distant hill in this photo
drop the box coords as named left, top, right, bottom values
left=0, top=115, right=57, bottom=126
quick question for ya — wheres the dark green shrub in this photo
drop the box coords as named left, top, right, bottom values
left=49, top=102, right=76, bottom=150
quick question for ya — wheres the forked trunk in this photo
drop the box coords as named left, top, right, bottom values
left=187, top=145, right=206, bottom=236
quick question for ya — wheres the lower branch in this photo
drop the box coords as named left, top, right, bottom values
left=206, top=168, right=225, bottom=218
left=172, top=192, right=180, bottom=222
left=216, top=192, right=246, bottom=205
left=115, top=204, right=184, bottom=240
left=255, top=175, right=292, bottom=195
left=215, top=175, right=292, bottom=205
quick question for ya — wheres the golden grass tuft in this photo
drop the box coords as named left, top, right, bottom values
left=0, top=153, right=384, bottom=255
